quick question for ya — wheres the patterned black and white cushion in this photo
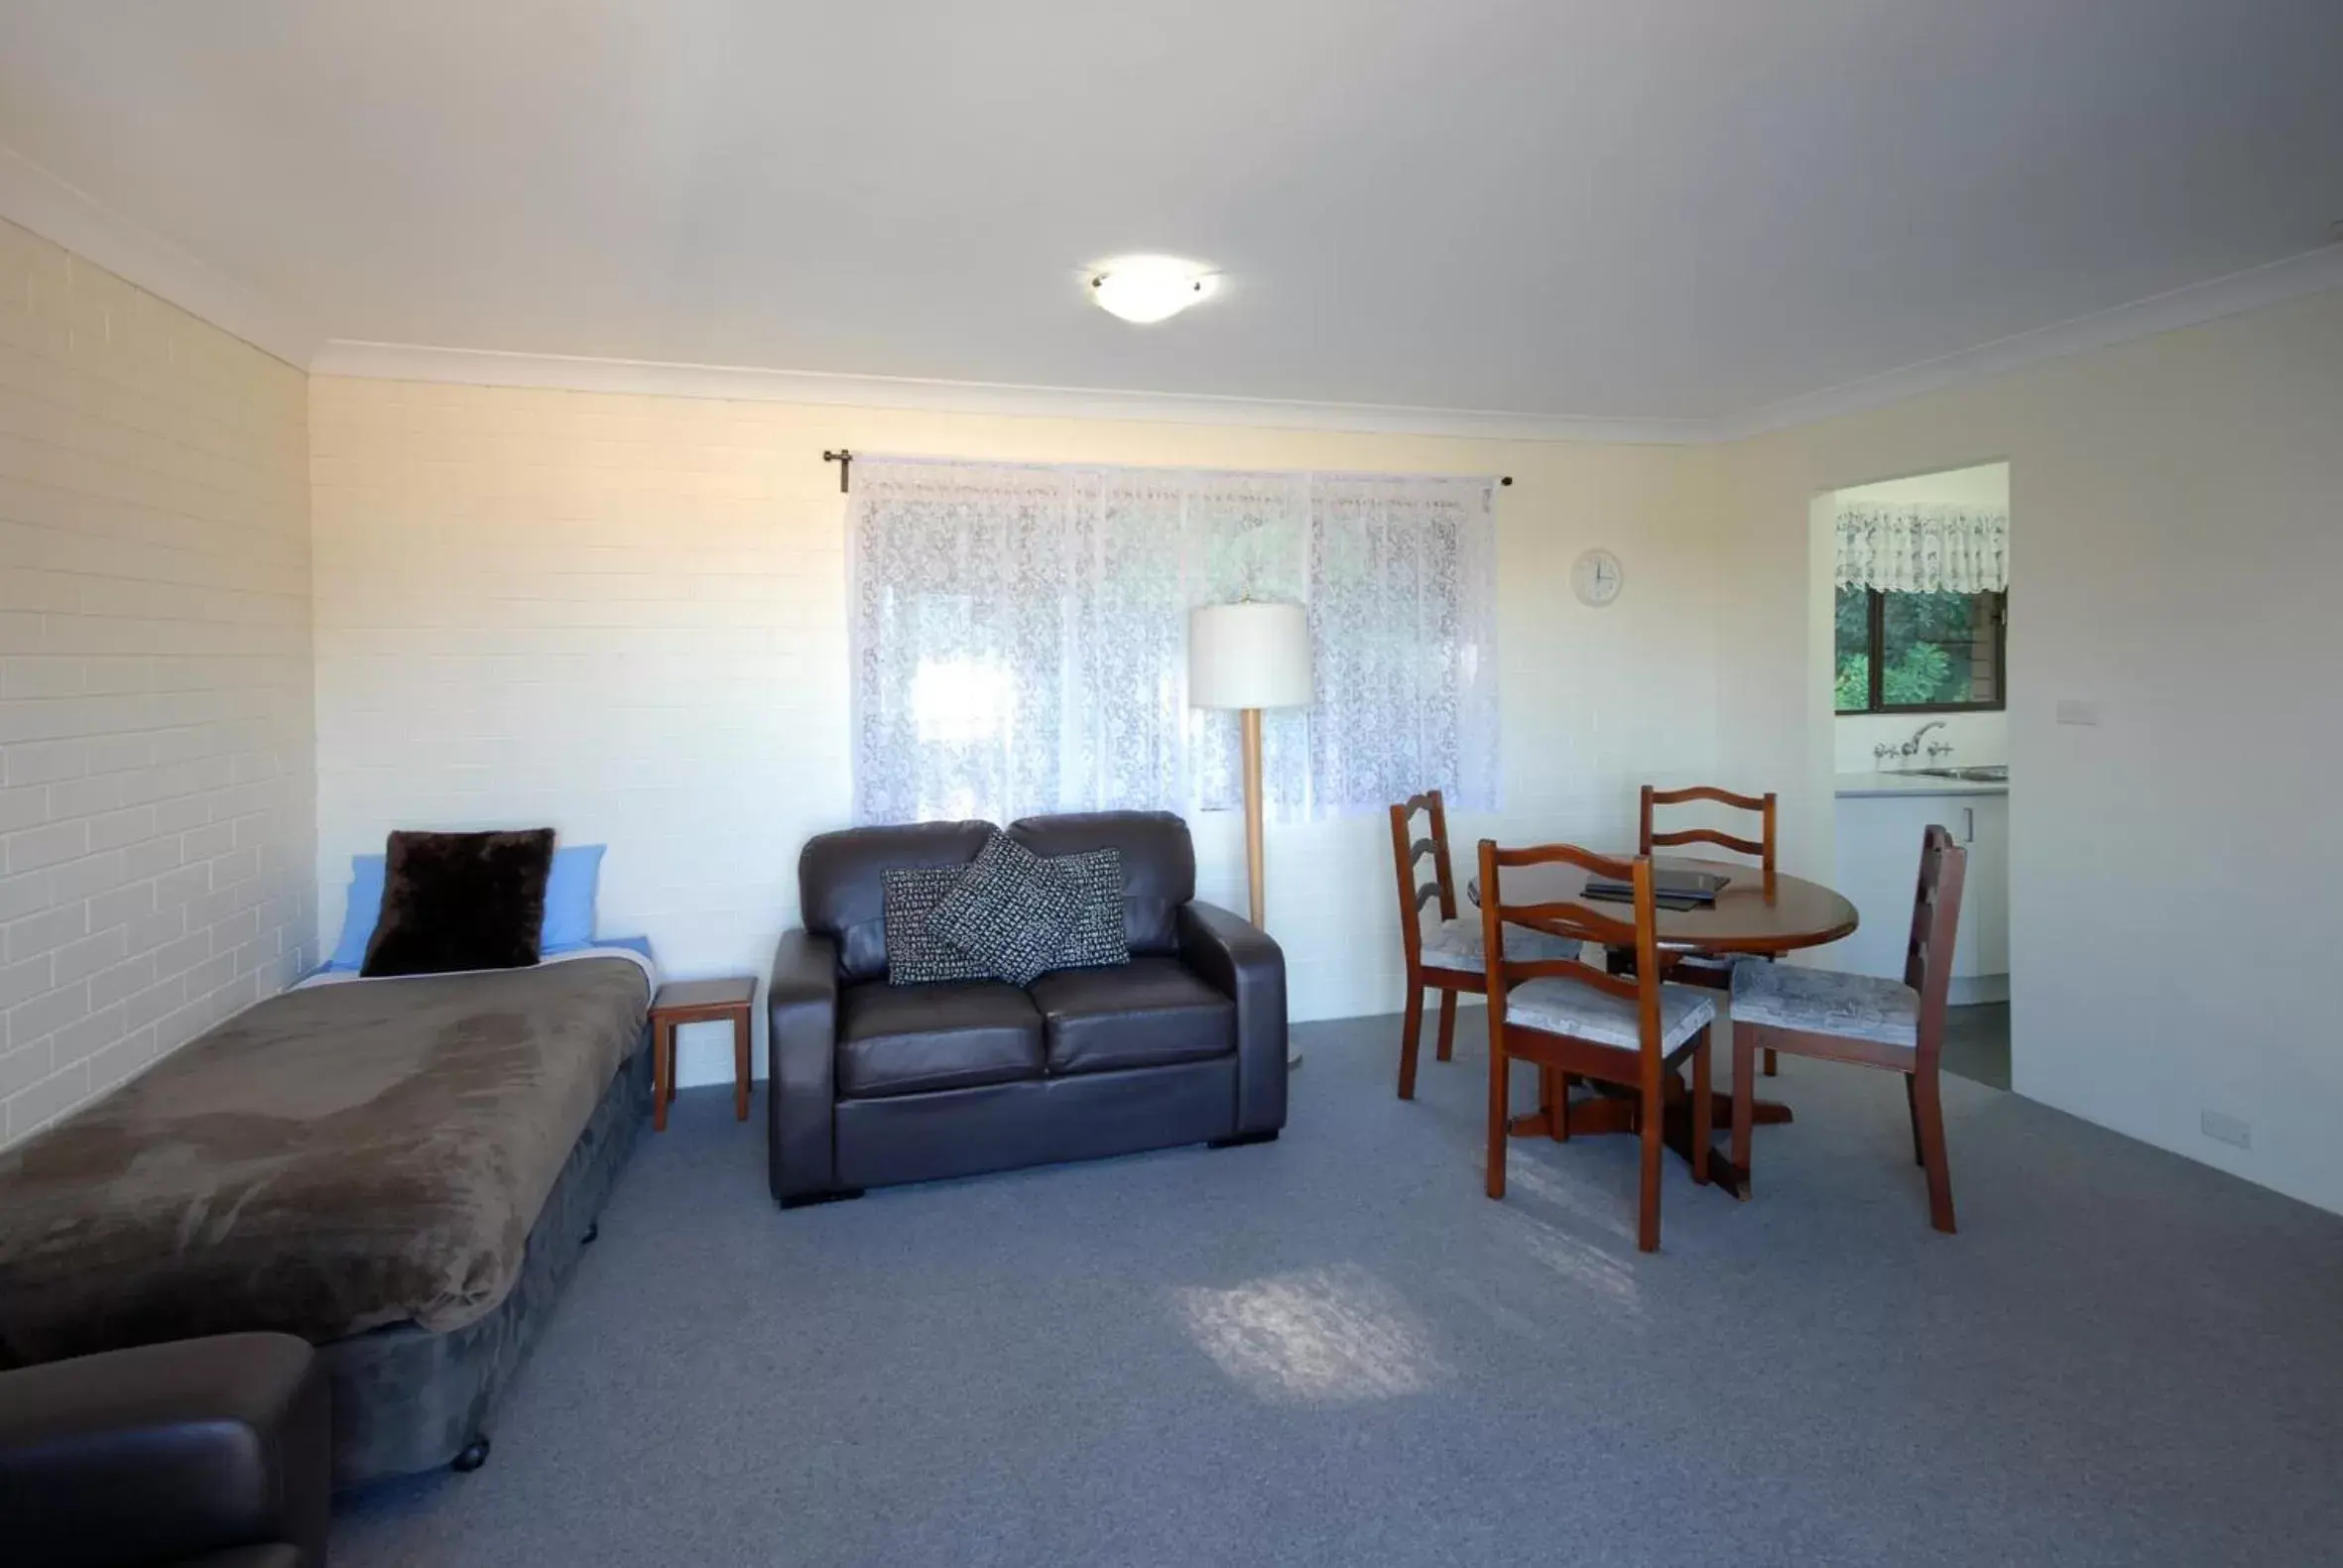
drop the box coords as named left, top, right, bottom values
left=882, top=865, right=996, bottom=986
left=925, top=833, right=1084, bottom=987
left=1507, top=977, right=1715, bottom=1053
left=1731, top=963, right=1918, bottom=1048
left=1042, top=847, right=1130, bottom=975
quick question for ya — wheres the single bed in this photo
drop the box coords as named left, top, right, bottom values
left=0, top=945, right=655, bottom=1489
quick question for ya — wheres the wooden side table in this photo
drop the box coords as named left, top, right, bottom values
left=647, top=978, right=757, bottom=1132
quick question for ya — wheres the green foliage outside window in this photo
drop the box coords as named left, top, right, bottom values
left=1835, top=586, right=2000, bottom=712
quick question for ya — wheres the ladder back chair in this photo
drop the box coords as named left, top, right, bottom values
left=1640, top=783, right=1782, bottom=1072
left=1389, top=790, right=1475, bottom=1099
left=1479, top=839, right=1716, bottom=1253
left=1730, top=824, right=1967, bottom=1233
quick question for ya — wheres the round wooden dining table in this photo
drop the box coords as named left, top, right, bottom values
left=1466, top=855, right=1860, bottom=1199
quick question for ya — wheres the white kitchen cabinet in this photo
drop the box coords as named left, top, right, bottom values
left=1832, top=786, right=2008, bottom=999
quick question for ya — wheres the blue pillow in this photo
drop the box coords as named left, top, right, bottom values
left=328, top=843, right=605, bottom=970
left=327, top=854, right=389, bottom=971
left=540, top=843, right=605, bottom=953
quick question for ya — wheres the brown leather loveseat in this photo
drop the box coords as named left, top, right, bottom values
left=767, top=811, right=1287, bottom=1205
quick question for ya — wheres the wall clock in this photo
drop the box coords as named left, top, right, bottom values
left=1572, top=547, right=1624, bottom=607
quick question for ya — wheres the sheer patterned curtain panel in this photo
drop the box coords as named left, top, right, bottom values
left=848, top=457, right=1499, bottom=826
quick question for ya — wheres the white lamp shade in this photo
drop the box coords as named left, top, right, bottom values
left=1188, top=602, right=1313, bottom=710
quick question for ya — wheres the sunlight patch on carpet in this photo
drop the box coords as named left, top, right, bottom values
left=1171, top=1263, right=1447, bottom=1404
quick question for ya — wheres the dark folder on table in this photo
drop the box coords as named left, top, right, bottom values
left=1582, top=868, right=1729, bottom=911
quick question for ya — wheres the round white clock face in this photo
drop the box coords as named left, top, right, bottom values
left=1572, top=547, right=1624, bottom=607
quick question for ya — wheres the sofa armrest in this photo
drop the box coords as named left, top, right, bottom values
left=0, top=1333, right=329, bottom=1568
left=768, top=927, right=842, bottom=1202
left=1178, top=902, right=1288, bottom=1136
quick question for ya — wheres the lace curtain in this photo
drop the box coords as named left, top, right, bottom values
left=1836, top=503, right=2009, bottom=594
left=848, top=458, right=1499, bottom=826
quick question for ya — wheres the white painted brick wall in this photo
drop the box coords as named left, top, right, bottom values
left=311, top=379, right=1723, bottom=1089
left=0, top=216, right=314, bottom=1146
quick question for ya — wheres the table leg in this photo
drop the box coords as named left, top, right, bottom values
left=653, top=1019, right=674, bottom=1133
left=732, top=1010, right=751, bottom=1122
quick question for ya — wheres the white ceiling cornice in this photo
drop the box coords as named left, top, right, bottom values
left=1713, top=244, right=2343, bottom=443
left=5, top=132, right=2338, bottom=446
left=306, top=340, right=1712, bottom=445
left=0, top=144, right=323, bottom=369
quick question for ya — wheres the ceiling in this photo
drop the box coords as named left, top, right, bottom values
left=2, top=1, right=2338, bottom=427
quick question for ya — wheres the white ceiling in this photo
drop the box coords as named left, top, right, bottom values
left=2, top=1, right=2338, bottom=426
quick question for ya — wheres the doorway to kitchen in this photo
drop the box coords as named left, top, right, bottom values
left=1824, top=462, right=2011, bottom=1087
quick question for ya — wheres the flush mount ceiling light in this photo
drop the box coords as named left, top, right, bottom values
left=1088, top=255, right=1219, bottom=324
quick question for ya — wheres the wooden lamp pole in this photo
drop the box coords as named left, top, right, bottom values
left=1189, top=602, right=1312, bottom=1067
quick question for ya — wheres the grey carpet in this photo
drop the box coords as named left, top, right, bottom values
left=334, top=1010, right=2343, bottom=1568
left=1942, top=1002, right=2012, bottom=1090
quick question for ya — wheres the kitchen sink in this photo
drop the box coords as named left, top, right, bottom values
left=1905, top=765, right=2008, bottom=782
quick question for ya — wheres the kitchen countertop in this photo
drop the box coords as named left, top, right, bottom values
left=1835, top=770, right=2009, bottom=798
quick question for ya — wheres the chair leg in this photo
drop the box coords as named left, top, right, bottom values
left=1397, top=984, right=1425, bottom=1100
left=1913, top=1064, right=1957, bottom=1234
left=1485, top=1038, right=1509, bottom=1200
left=1904, top=1075, right=1924, bottom=1165
left=1730, top=1025, right=1757, bottom=1188
left=1637, top=1079, right=1665, bottom=1252
left=1435, top=989, right=1459, bottom=1062
left=1763, top=1046, right=1779, bottom=1077
left=1689, top=1028, right=1713, bottom=1187
left=1555, top=1073, right=1573, bottom=1141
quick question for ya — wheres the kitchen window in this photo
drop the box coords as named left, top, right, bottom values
left=1834, top=586, right=2007, bottom=713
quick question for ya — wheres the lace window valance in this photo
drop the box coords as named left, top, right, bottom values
left=1836, top=504, right=2009, bottom=594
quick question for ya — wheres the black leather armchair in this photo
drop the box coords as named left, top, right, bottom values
left=770, top=811, right=1288, bottom=1205
left=0, top=1333, right=330, bottom=1568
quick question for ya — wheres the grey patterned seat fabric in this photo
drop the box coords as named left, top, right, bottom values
left=1731, top=962, right=1918, bottom=1048
left=1420, top=916, right=1581, bottom=974
left=1505, top=977, right=1714, bottom=1052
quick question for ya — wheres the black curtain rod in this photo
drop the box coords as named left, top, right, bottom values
left=822, top=448, right=1511, bottom=495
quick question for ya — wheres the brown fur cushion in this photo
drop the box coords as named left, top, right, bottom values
left=360, top=828, right=556, bottom=978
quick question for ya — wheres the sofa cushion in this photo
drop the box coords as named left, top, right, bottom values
left=1006, top=811, right=1193, bottom=956
left=1026, top=957, right=1235, bottom=1076
left=801, top=819, right=995, bottom=984
left=836, top=981, right=1045, bottom=1098
left=1039, top=847, right=1130, bottom=977
left=881, top=866, right=995, bottom=985
left=925, top=833, right=1083, bottom=987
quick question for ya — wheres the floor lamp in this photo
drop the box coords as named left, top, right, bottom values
left=1188, top=601, right=1312, bottom=1068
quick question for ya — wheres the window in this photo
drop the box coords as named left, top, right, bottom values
left=848, top=459, right=1499, bottom=826
left=1834, top=586, right=2007, bottom=713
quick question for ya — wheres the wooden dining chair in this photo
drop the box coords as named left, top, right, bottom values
left=1389, top=791, right=1580, bottom=1100
left=1389, top=790, right=1476, bottom=1100
left=1479, top=839, right=1716, bottom=1253
left=1730, top=824, right=1967, bottom=1234
left=1640, top=783, right=1782, bottom=1073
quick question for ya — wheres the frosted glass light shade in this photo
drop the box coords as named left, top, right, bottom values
left=1089, top=256, right=1218, bottom=324
left=1188, top=602, right=1312, bottom=710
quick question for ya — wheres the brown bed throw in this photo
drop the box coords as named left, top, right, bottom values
left=0, top=957, right=651, bottom=1367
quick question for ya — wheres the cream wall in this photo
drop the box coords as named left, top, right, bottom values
left=308, top=378, right=1725, bottom=1087
left=1716, top=285, right=2343, bottom=1214
left=1832, top=462, right=2012, bottom=772
left=0, top=216, right=314, bottom=1145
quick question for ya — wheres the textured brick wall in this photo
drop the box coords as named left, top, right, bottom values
left=0, top=216, right=314, bottom=1145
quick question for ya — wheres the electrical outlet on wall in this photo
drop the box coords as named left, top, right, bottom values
left=2055, top=698, right=2101, bottom=726
left=2200, top=1109, right=2252, bottom=1150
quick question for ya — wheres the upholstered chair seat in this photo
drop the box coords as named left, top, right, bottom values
left=1730, top=963, right=1919, bottom=1050
left=1509, top=977, right=1715, bottom=1054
